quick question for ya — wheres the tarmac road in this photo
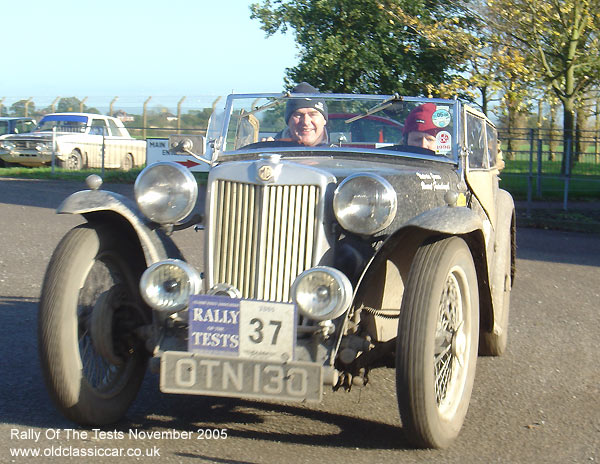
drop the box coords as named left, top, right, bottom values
left=0, top=177, right=598, bottom=463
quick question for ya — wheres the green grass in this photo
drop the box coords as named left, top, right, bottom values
left=0, top=166, right=208, bottom=184
left=503, top=159, right=600, bottom=176
left=501, top=158, right=600, bottom=201
left=499, top=173, right=600, bottom=201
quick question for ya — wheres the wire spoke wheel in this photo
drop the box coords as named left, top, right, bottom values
left=38, top=224, right=148, bottom=425
left=77, top=256, right=138, bottom=395
left=396, top=236, right=479, bottom=449
left=435, top=270, right=469, bottom=419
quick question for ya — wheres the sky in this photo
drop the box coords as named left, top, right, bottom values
left=1, top=0, right=298, bottom=110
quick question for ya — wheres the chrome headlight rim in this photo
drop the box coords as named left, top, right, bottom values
left=134, top=161, right=198, bottom=225
left=0, top=141, right=16, bottom=151
left=333, top=173, right=397, bottom=235
left=35, top=142, right=52, bottom=153
left=140, top=259, right=202, bottom=313
left=291, top=266, right=353, bottom=322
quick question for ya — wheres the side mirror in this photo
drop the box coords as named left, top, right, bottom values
left=169, top=135, right=206, bottom=156
left=169, top=134, right=210, bottom=165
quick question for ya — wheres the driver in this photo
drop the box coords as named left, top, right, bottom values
left=266, top=82, right=329, bottom=146
left=403, top=102, right=441, bottom=151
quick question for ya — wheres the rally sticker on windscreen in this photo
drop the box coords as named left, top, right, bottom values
left=436, top=130, right=452, bottom=153
left=188, top=295, right=296, bottom=362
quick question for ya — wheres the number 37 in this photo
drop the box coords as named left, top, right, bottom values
left=248, top=318, right=282, bottom=345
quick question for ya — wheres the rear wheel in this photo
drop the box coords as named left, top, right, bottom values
left=396, top=236, right=479, bottom=449
left=61, top=149, right=83, bottom=170
left=38, top=224, right=149, bottom=425
left=121, top=153, right=134, bottom=171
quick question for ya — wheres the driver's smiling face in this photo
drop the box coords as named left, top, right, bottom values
left=288, top=108, right=327, bottom=146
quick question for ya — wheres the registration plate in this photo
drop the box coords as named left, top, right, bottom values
left=160, top=351, right=323, bottom=402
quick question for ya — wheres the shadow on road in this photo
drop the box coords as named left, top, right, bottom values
left=0, top=296, right=73, bottom=429
left=0, top=294, right=412, bottom=451
left=126, top=390, right=412, bottom=451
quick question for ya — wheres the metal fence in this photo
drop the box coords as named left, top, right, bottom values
left=3, top=113, right=599, bottom=208
left=498, top=128, right=600, bottom=209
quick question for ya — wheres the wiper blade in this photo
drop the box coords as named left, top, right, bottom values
left=245, top=91, right=292, bottom=117
left=344, top=93, right=402, bottom=124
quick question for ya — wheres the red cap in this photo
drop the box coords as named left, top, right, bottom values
left=403, top=103, right=441, bottom=136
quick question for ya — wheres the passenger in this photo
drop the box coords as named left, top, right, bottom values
left=403, top=102, right=442, bottom=151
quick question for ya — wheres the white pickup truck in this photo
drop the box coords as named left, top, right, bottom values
left=0, top=113, right=146, bottom=170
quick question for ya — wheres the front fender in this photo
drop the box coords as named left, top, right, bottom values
left=58, top=189, right=175, bottom=265
left=354, top=205, right=485, bottom=303
left=351, top=206, right=491, bottom=342
left=403, top=205, right=484, bottom=234
left=489, top=189, right=516, bottom=323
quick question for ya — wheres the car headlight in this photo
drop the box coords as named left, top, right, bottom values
left=291, top=267, right=352, bottom=321
left=0, top=141, right=16, bottom=151
left=134, top=161, right=198, bottom=224
left=140, top=259, right=202, bottom=313
left=333, top=174, right=397, bottom=235
left=35, top=142, right=52, bottom=153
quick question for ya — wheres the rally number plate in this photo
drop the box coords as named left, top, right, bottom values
left=160, top=351, right=323, bottom=402
left=188, top=295, right=297, bottom=362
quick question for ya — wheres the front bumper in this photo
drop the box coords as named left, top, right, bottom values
left=0, top=150, right=52, bottom=165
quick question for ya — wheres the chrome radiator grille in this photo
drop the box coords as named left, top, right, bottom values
left=14, top=140, right=36, bottom=149
left=211, top=180, right=321, bottom=302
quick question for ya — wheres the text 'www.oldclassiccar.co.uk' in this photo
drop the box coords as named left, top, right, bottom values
left=8, top=427, right=228, bottom=459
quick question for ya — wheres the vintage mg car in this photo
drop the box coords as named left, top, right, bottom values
left=38, top=91, right=515, bottom=449
left=0, top=113, right=146, bottom=169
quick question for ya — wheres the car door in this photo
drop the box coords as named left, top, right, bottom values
left=464, top=108, right=499, bottom=230
left=88, top=118, right=110, bottom=168
left=106, top=118, right=134, bottom=168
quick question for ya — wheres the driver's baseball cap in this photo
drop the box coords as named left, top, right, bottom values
left=403, top=102, right=441, bottom=136
left=285, top=82, right=328, bottom=123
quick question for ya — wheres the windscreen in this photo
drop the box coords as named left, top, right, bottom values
left=218, top=95, right=456, bottom=160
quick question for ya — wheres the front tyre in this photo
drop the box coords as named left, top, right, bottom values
left=38, top=224, right=149, bottom=425
left=396, top=236, right=479, bottom=449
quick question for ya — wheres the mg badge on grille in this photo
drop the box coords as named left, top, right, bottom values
left=258, top=165, right=273, bottom=182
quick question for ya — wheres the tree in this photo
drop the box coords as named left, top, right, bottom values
left=55, top=97, right=98, bottom=114
left=484, top=0, right=600, bottom=171
left=250, top=0, right=478, bottom=94
left=10, top=99, right=35, bottom=117
left=181, top=108, right=212, bottom=131
left=490, top=46, right=538, bottom=157
left=377, top=0, right=483, bottom=97
left=57, top=97, right=82, bottom=113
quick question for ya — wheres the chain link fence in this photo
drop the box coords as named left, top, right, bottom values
left=498, top=128, right=600, bottom=209
left=2, top=94, right=599, bottom=209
